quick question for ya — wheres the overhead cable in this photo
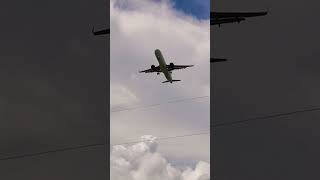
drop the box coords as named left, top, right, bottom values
left=0, top=132, right=209, bottom=161
left=2, top=106, right=320, bottom=161
left=111, top=95, right=209, bottom=113
left=211, top=106, right=320, bottom=128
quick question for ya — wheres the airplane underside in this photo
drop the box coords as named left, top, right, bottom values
left=157, top=71, right=172, bottom=75
left=139, top=49, right=193, bottom=83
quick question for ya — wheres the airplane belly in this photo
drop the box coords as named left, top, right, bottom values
left=155, top=51, right=166, bottom=68
left=155, top=49, right=172, bottom=82
left=164, top=71, right=172, bottom=81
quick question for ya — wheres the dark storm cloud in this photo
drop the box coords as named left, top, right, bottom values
left=211, top=0, right=320, bottom=179
left=0, top=0, right=109, bottom=179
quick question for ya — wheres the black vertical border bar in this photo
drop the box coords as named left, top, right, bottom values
left=106, top=0, right=110, bottom=178
left=210, top=0, right=214, bottom=179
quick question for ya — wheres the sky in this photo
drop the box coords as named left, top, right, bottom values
left=173, top=0, right=210, bottom=19
left=110, top=0, right=210, bottom=179
left=1, top=0, right=320, bottom=179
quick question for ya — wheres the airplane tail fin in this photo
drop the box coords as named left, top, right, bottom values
left=162, top=80, right=181, bottom=83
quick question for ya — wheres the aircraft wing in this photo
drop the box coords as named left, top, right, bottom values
left=167, top=64, right=194, bottom=71
left=211, top=11, right=267, bottom=26
left=92, top=27, right=110, bottom=35
left=139, top=66, right=161, bottom=73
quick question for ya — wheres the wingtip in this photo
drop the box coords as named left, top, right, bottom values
left=259, top=10, right=268, bottom=16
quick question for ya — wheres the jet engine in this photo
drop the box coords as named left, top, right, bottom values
left=151, top=65, right=156, bottom=70
left=169, top=62, right=174, bottom=69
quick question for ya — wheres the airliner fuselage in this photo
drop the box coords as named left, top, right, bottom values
left=155, top=49, right=173, bottom=83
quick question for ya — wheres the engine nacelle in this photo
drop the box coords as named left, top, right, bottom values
left=151, top=65, right=156, bottom=70
left=169, top=62, right=174, bottom=69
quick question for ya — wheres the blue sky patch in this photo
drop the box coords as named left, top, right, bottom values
left=172, top=0, right=210, bottom=20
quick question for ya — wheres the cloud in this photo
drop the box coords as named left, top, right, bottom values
left=111, top=135, right=210, bottom=180
left=110, top=0, right=210, bottom=166
left=110, top=0, right=210, bottom=97
left=111, top=83, right=139, bottom=108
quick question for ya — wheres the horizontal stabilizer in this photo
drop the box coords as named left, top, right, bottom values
left=162, top=80, right=181, bottom=83
left=211, top=58, right=227, bottom=63
left=92, top=26, right=110, bottom=35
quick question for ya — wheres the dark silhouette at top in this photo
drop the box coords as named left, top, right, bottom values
left=210, top=58, right=227, bottom=63
left=92, top=26, right=110, bottom=35
left=91, top=11, right=267, bottom=63
left=92, top=11, right=267, bottom=35
left=211, top=11, right=268, bottom=63
left=211, top=12, right=268, bottom=26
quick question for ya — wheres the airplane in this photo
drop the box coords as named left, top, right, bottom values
left=210, top=11, right=268, bottom=63
left=139, top=49, right=194, bottom=83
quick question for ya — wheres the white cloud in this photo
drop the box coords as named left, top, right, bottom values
left=111, top=83, right=139, bottom=108
left=110, top=0, right=210, bottom=167
left=111, top=135, right=210, bottom=180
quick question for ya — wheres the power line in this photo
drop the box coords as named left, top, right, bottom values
left=2, top=106, right=320, bottom=161
left=111, top=131, right=210, bottom=146
left=211, top=106, right=320, bottom=128
left=111, top=95, right=209, bottom=113
left=0, top=143, right=106, bottom=161
left=0, top=131, right=209, bottom=161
